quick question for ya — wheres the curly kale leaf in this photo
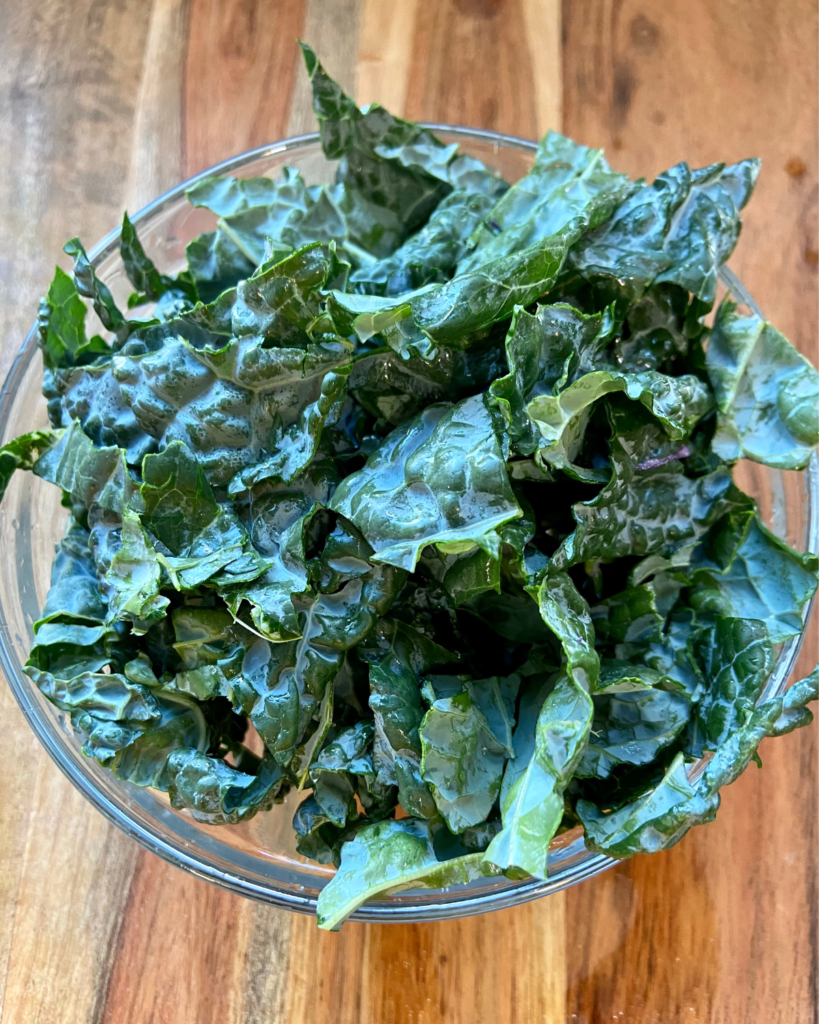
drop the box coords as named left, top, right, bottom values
left=140, top=441, right=267, bottom=589
left=459, top=130, right=633, bottom=273
left=37, top=266, right=111, bottom=373
left=244, top=556, right=404, bottom=768
left=552, top=404, right=752, bottom=568
left=359, top=618, right=455, bottom=819
left=686, top=616, right=774, bottom=756
left=168, top=748, right=286, bottom=824
left=689, top=511, right=818, bottom=643
left=120, top=212, right=197, bottom=310
left=301, top=42, right=471, bottom=232
left=570, top=158, right=759, bottom=305
left=420, top=686, right=508, bottom=832
left=528, top=569, right=600, bottom=692
left=331, top=394, right=521, bottom=571
left=576, top=688, right=691, bottom=779
left=0, top=429, right=63, bottom=504
left=707, top=300, right=819, bottom=470
left=63, top=237, right=129, bottom=340
left=527, top=370, right=713, bottom=481
left=317, top=818, right=503, bottom=930
left=350, top=179, right=508, bottom=297
left=103, top=509, right=170, bottom=633
left=489, top=302, right=616, bottom=455
left=484, top=671, right=592, bottom=878
left=578, top=667, right=818, bottom=858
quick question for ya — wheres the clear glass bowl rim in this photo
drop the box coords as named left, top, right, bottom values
left=1, top=126, right=816, bottom=923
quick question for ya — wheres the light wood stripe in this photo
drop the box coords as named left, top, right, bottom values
left=521, top=0, right=562, bottom=136
left=126, top=0, right=191, bottom=212
left=355, top=0, right=420, bottom=114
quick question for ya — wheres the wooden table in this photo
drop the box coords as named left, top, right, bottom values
left=1, top=2, right=816, bottom=1021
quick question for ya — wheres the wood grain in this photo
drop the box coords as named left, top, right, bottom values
left=102, top=852, right=293, bottom=1024
left=355, top=0, right=420, bottom=112
left=184, top=0, right=307, bottom=175
left=284, top=900, right=565, bottom=1024
left=0, top=1, right=816, bottom=1022
left=125, top=0, right=191, bottom=212
left=404, top=0, right=545, bottom=139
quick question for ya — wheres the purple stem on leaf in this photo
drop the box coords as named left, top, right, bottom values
left=636, top=445, right=692, bottom=471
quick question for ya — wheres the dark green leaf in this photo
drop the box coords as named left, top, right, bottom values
left=576, top=688, right=691, bottom=778
left=633, top=612, right=703, bottom=700
left=96, top=690, right=209, bottom=788
left=707, top=300, right=819, bottom=470
left=34, top=518, right=107, bottom=628
left=528, top=569, right=600, bottom=692
left=701, top=666, right=818, bottom=790
left=37, top=266, right=110, bottom=372
left=460, top=130, right=632, bottom=272
left=465, top=585, right=554, bottom=644
left=248, top=561, right=404, bottom=766
left=578, top=752, right=718, bottom=857
left=190, top=166, right=409, bottom=268
left=0, top=429, right=62, bottom=504
left=348, top=339, right=507, bottom=427
left=553, top=404, right=752, bottom=569
left=140, top=441, right=266, bottom=589
left=33, top=419, right=136, bottom=519
left=227, top=363, right=351, bottom=492
left=316, top=818, right=503, bottom=930
left=63, top=237, right=128, bottom=338
left=411, top=229, right=580, bottom=345
left=578, top=668, right=818, bottom=858
left=591, top=583, right=663, bottom=645
left=420, top=687, right=507, bottom=832
left=168, top=748, right=285, bottom=824
left=350, top=178, right=508, bottom=296
left=26, top=621, right=117, bottom=681
left=526, top=369, right=713, bottom=480
left=687, top=616, right=774, bottom=756
left=489, top=302, right=615, bottom=455
left=185, top=229, right=256, bottom=304
left=120, top=212, right=197, bottom=307
left=613, top=284, right=696, bottom=372
left=689, top=512, right=818, bottom=643
left=361, top=617, right=455, bottom=817
left=310, top=720, right=375, bottom=827
left=103, top=509, right=170, bottom=633
left=222, top=507, right=315, bottom=642
left=331, top=394, right=521, bottom=571
left=485, top=672, right=592, bottom=877
left=301, top=42, right=464, bottom=232
left=570, top=159, right=759, bottom=304
left=442, top=546, right=501, bottom=606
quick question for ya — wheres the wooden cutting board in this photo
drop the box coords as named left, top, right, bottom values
left=0, top=2, right=816, bottom=1021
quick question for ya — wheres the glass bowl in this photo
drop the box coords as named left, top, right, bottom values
left=1, top=129, right=816, bottom=923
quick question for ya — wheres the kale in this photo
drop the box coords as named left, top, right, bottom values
left=2, top=45, right=817, bottom=930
